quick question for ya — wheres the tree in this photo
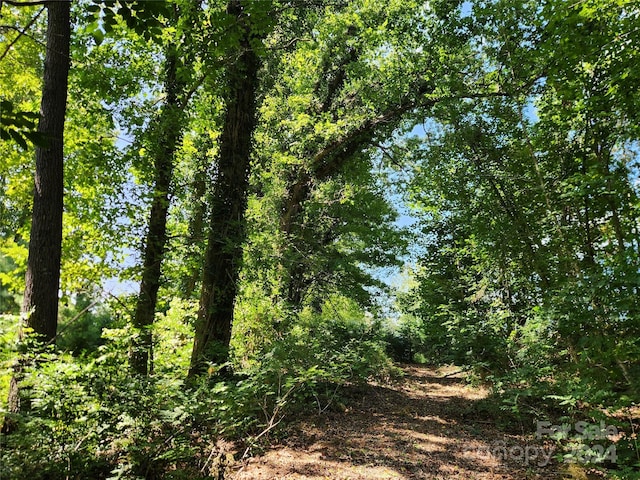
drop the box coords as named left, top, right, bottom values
left=130, top=1, right=201, bottom=375
left=188, top=0, right=263, bottom=375
left=263, top=0, right=511, bottom=314
left=21, top=0, right=70, bottom=343
left=130, top=44, right=185, bottom=375
left=403, top=0, right=640, bottom=398
left=3, top=0, right=70, bottom=434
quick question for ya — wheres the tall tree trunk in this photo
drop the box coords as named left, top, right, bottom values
left=130, top=45, right=185, bottom=375
left=3, top=0, right=70, bottom=434
left=188, top=0, right=260, bottom=376
left=22, top=0, right=70, bottom=342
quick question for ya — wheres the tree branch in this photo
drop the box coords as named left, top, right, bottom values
left=0, top=6, right=45, bottom=63
left=2, top=0, right=53, bottom=6
left=280, top=87, right=513, bottom=234
left=179, top=73, right=208, bottom=110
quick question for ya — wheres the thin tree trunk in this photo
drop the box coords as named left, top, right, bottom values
left=181, top=137, right=212, bottom=299
left=465, top=128, right=551, bottom=289
left=3, top=0, right=70, bottom=434
left=580, top=154, right=597, bottom=267
left=600, top=147, right=626, bottom=255
left=188, top=0, right=260, bottom=376
left=130, top=45, right=185, bottom=375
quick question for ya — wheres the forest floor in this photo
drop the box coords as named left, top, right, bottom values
left=230, top=365, right=604, bottom=480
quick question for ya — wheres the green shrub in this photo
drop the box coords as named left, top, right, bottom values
left=1, top=294, right=399, bottom=479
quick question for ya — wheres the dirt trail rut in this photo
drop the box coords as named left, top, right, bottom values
left=231, top=365, right=565, bottom=479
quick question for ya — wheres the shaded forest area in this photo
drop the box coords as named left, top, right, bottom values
left=1, top=0, right=639, bottom=478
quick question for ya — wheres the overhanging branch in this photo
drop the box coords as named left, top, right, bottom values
left=280, top=86, right=513, bottom=234
left=0, top=6, right=45, bottom=63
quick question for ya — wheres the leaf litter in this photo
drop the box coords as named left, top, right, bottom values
left=230, top=365, right=576, bottom=480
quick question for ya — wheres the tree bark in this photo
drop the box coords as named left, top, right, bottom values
left=181, top=137, right=212, bottom=299
left=278, top=83, right=440, bottom=306
left=188, top=0, right=260, bottom=376
left=21, top=0, right=70, bottom=342
left=130, top=46, right=185, bottom=375
left=3, top=0, right=70, bottom=434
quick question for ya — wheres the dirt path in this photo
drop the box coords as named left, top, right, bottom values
left=231, top=365, right=565, bottom=480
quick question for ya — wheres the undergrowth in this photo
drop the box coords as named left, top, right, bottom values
left=0, top=302, right=396, bottom=480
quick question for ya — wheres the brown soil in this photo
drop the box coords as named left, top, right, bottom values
left=230, top=365, right=571, bottom=480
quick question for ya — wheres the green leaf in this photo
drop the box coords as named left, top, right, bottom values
left=8, top=129, right=28, bottom=150
left=92, top=28, right=105, bottom=46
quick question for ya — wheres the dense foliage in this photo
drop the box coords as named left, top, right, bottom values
left=1, top=0, right=638, bottom=478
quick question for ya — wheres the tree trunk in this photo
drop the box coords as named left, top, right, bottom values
left=277, top=84, right=441, bottom=308
left=130, top=46, right=185, bottom=375
left=188, top=0, right=260, bottom=376
left=22, top=0, right=70, bottom=342
left=181, top=137, right=212, bottom=299
left=3, top=0, right=70, bottom=434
